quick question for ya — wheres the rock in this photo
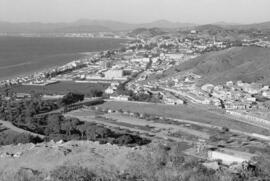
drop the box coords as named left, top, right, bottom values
left=202, top=161, right=220, bottom=170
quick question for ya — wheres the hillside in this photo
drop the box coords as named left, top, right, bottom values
left=0, top=140, right=138, bottom=177
left=128, top=27, right=167, bottom=37
left=194, top=24, right=250, bottom=40
left=229, top=21, right=270, bottom=30
left=170, top=47, right=270, bottom=85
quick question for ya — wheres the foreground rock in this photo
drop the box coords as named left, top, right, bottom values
left=0, top=140, right=141, bottom=175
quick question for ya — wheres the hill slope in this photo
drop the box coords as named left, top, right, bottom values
left=229, top=21, right=270, bottom=30
left=128, top=28, right=166, bottom=37
left=171, top=47, right=270, bottom=85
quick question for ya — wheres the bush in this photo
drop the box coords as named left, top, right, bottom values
left=0, top=132, right=43, bottom=146
left=61, top=92, right=84, bottom=106
left=50, top=166, right=96, bottom=181
left=0, top=168, right=44, bottom=181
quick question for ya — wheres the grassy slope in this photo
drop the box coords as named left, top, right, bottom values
left=167, top=47, right=270, bottom=85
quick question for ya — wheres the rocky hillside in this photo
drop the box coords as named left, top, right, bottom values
left=171, top=46, right=270, bottom=85
left=0, top=140, right=138, bottom=177
left=128, top=28, right=167, bottom=38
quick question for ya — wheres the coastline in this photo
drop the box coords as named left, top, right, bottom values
left=0, top=36, right=129, bottom=83
left=0, top=51, right=99, bottom=85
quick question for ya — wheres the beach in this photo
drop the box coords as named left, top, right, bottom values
left=0, top=36, right=127, bottom=81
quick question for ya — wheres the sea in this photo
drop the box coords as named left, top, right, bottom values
left=0, top=36, right=128, bottom=81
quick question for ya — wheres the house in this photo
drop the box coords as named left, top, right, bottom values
left=190, top=30, right=197, bottom=34
left=241, top=83, right=262, bottom=94
left=110, top=95, right=129, bottom=101
left=201, top=84, right=214, bottom=93
left=42, top=94, right=64, bottom=100
left=105, top=87, right=114, bottom=95
left=226, top=81, right=234, bottom=87
left=164, top=97, right=184, bottom=105
left=103, top=69, right=124, bottom=79
left=208, top=148, right=256, bottom=165
left=262, top=91, right=270, bottom=98
left=16, top=93, right=31, bottom=99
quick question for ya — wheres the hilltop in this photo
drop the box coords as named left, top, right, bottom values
left=128, top=27, right=167, bottom=38
left=229, top=21, right=270, bottom=30
left=170, top=46, right=270, bottom=85
left=193, top=24, right=250, bottom=40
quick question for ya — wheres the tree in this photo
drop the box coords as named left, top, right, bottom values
left=61, top=118, right=81, bottom=136
left=44, top=114, right=62, bottom=135
left=61, top=92, right=84, bottom=106
left=77, top=124, right=87, bottom=138
left=115, top=135, right=134, bottom=145
left=89, top=89, right=103, bottom=97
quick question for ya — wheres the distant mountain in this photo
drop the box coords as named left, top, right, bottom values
left=0, top=19, right=195, bottom=33
left=213, top=21, right=242, bottom=26
left=53, top=25, right=111, bottom=33
left=1, top=19, right=270, bottom=33
left=169, top=47, right=270, bottom=85
left=0, top=21, right=111, bottom=33
left=195, top=24, right=225, bottom=33
left=216, top=21, right=270, bottom=30
left=138, top=20, right=195, bottom=29
left=231, top=21, right=270, bottom=30
left=72, top=19, right=134, bottom=31
left=61, top=19, right=195, bottom=31
left=194, top=24, right=251, bottom=41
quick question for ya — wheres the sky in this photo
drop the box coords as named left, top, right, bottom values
left=0, top=0, right=270, bottom=24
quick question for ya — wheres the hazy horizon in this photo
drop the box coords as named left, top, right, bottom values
left=0, top=0, right=270, bottom=24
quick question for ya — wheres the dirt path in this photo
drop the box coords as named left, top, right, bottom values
left=65, top=110, right=199, bottom=143
left=0, top=120, right=45, bottom=138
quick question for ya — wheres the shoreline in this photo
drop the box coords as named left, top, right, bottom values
left=0, top=36, right=130, bottom=84
left=0, top=51, right=100, bottom=86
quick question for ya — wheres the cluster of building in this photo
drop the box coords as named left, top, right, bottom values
left=200, top=81, right=270, bottom=109
left=0, top=59, right=88, bottom=87
left=242, top=39, right=270, bottom=48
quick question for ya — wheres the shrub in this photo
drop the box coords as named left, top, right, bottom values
left=61, top=92, right=84, bottom=106
left=0, top=132, right=43, bottom=146
left=0, top=168, right=44, bottom=181
left=50, top=166, right=96, bottom=181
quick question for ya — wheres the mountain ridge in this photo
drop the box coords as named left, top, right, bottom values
left=1, top=19, right=270, bottom=33
left=0, top=19, right=195, bottom=33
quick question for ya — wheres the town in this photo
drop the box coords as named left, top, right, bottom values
left=1, top=26, right=270, bottom=180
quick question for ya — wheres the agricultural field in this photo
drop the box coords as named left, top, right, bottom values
left=65, top=106, right=270, bottom=157
left=99, top=101, right=270, bottom=135
left=0, top=81, right=109, bottom=96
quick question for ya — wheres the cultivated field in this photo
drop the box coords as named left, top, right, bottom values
left=99, top=101, right=270, bottom=135
left=0, top=81, right=109, bottom=95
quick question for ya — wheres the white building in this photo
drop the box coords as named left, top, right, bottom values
left=130, top=58, right=150, bottom=63
left=110, top=95, right=129, bottom=101
left=105, top=88, right=114, bottom=95
left=201, top=84, right=214, bottom=93
left=208, top=148, right=256, bottom=165
left=104, top=70, right=124, bottom=79
left=262, top=91, right=270, bottom=98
